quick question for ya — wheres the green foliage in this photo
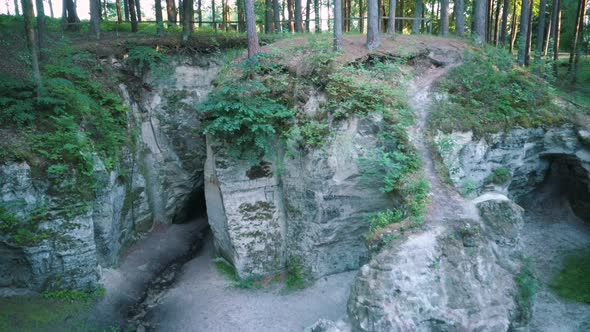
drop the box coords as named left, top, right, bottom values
left=42, top=287, right=105, bottom=303
left=368, top=209, right=404, bottom=232
left=485, top=168, right=512, bottom=185
left=198, top=55, right=295, bottom=160
left=460, top=179, right=478, bottom=198
left=359, top=147, right=421, bottom=193
left=551, top=249, right=590, bottom=303
left=0, top=204, right=51, bottom=246
left=429, top=47, right=571, bottom=137
left=125, top=46, right=168, bottom=77
left=214, top=258, right=238, bottom=282
left=515, top=259, right=538, bottom=323
left=285, top=256, right=306, bottom=290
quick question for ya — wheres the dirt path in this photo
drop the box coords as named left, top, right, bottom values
left=407, top=61, right=479, bottom=223
left=140, top=232, right=356, bottom=332
left=520, top=168, right=590, bottom=332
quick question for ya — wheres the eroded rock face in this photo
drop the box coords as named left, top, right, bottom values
left=434, top=126, right=590, bottom=207
left=0, top=55, right=219, bottom=293
left=347, top=197, right=525, bottom=332
left=205, top=115, right=392, bottom=279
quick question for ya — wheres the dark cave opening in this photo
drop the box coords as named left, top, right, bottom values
left=173, top=187, right=208, bottom=224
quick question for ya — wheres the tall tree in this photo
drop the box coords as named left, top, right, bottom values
left=334, top=0, right=343, bottom=50
left=499, top=0, right=509, bottom=44
left=123, top=0, right=130, bottom=21
left=295, top=0, right=303, bottom=31
left=35, top=0, right=46, bottom=55
left=367, top=0, right=380, bottom=49
left=265, top=0, right=272, bottom=32
left=135, top=0, right=141, bottom=21
left=63, top=0, right=80, bottom=30
left=517, top=0, right=529, bottom=65
left=440, top=0, right=448, bottom=35
left=14, top=0, right=20, bottom=15
left=287, top=0, right=294, bottom=31
left=493, top=0, right=501, bottom=44
left=314, top=0, right=320, bottom=32
left=245, top=0, right=260, bottom=57
left=90, top=0, right=101, bottom=38
left=166, top=0, right=177, bottom=23
left=509, top=1, right=518, bottom=51
left=155, top=0, right=164, bottom=34
left=306, top=0, right=311, bottom=31
left=116, top=0, right=123, bottom=22
left=21, top=0, right=42, bottom=96
left=412, top=0, right=422, bottom=34
left=474, top=0, right=486, bottom=43
left=237, top=0, right=244, bottom=31
left=569, top=0, right=587, bottom=81
left=128, top=0, right=138, bottom=32
left=182, top=0, right=193, bottom=41
left=273, top=0, right=281, bottom=32
left=359, top=0, right=364, bottom=33
left=212, top=0, right=217, bottom=31
left=550, top=0, right=561, bottom=74
left=388, top=0, right=396, bottom=36
left=524, top=0, right=532, bottom=64
left=456, top=0, right=465, bottom=36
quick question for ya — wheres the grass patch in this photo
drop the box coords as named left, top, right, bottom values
left=285, top=256, right=306, bottom=290
left=429, top=47, right=582, bottom=138
left=515, top=258, right=538, bottom=323
left=485, top=167, right=512, bottom=185
left=551, top=249, right=590, bottom=303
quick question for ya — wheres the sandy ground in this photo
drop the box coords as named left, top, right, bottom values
left=142, top=232, right=356, bottom=332
left=520, top=168, right=590, bottom=332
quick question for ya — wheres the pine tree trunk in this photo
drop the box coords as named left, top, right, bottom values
left=166, top=0, right=176, bottom=23
left=499, top=0, right=509, bottom=45
left=440, top=0, right=448, bottom=36
left=474, top=0, right=487, bottom=43
left=273, top=0, right=281, bottom=32
left=35, top=0, right=47, bottom=54
left=64, top=0, right=80, bottom=30
left=135, top=0, right=141, bottom=21
left=359, top=0, right=364, bottom=33
left=265, top=0, right=272, bottom=32
left=245, top=0, right=260, bottom=57
left=295, top=0, right=303, bottom=31
left=551, top=0, right=561, bottom=75
left=397, top=0, right=403, bottom=32
left=367, top=0, right=380, bottom=49
left=314, top=0, right=320, bottom=32
left=123, top=0, right=129, bottom=21
left=517, top=0, right=529, bottom=65
left=334, top=0, right=343, bottom=50
left=536, top=0, right=547, bottom=53
left=571, top=0, right=586, bottom=83
left=509, top=1, right=518, bottom=52
left=388, top=0, right=396, bottom=36
left=412, top=0, right=422, bottom=34
left=116, top=0, right=122, bottom=22
left=237, top=0, right=244, bottom=31
left=306, top=0, right=311, bottom=31
left=287, top=0, right=294, bottom=31
left=456, top=0, right=465, bottom=36
left=182, top=0, right=193, bottom=40
left=14, top=0, right=20, bottom=15
left=525, top=0, right=532, bottom=65
left=493, top=0, right=501, bottom=44
left=21, top=0, right=42, bottom=96
left=155, top=0, right=163, bottom=33
left=129, top=0, right=138, bottom=31
left=90, top=0, right=101, bottom=38
left=543, top=15, right=551, bottom=55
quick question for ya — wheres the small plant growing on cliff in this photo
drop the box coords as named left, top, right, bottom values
left=125, top=46, right=168, bottom=77
left=515, top=259, right=538, bottom=323
left=368, top=209, right=404, bottom=232
left=286, top=256, right=306, bottom=290
left=485, top=168, right=512, bottom=185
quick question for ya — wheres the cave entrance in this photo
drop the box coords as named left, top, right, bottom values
left=179, top=189, right=208, bottom=223
left=515, top=153, right=590, bottom=330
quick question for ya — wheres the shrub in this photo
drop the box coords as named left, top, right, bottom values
left=485, top=167, right=512, bottom=185
left=125, top=46, right=168, bottom=77
left=368, top=209, right=405, bottom=232
left=285, top=256, right=306, bottom=290
left=515, top=259, right=538, bottom=323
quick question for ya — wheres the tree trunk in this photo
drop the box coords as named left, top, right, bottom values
left=517, top=0, right=529, bottom=65
left=237, top=0, right=244, bottom=31
left=487, top=0, right=493, bottom=42
left=306, top=0, right=311, bottom=31
left=314, top=0, right=320, bottom=32
left=14, top=0, right=20, bottom=15
left=166, top=0, right=176, bottom=23
left=367, top=0, right=380, bottom=49
left=129, top=0, right=138, bottom=32
left=388, top=0, right=396, bottom=36
left=524, top=0, right=532, bottom=64
left=412, top=0, right=422, bottom=34
left=327, top=0, right=331, bottom=31
left=456, top=0, right=465, bottom=36
left=359, top=0, right=364, bottom=33
left=334, top=0, right=343, bottom=50
left=273, top=0, right=281, bottom=32
left=103, top=0, right=108, bottom=20
left=571, top=0, right=587, bottom=82
left=48, top=0, right=54, bottom=17
left=135, top=0, right=141, bottom=21
left=543, top=15, right=551, bottom=55
left=536, top=0, right=547, bottom=53
left=21, top=0, right=42, bottom=96
left=63, top=0, right=80, bottom=30
left=90, top=0, right=101, bottom=38
left=155, top=0, right=163, bottom=33
left=265, top=0, right=272, bottom=32
left=474, top=0, right=486, bottom=43
left=499, top=0, right=509, bottom=45
left=493, top=0, right=501, bottom=44
left=295, top=0, right=303, bottom=31
left=116, top=0, right=122, bottom=22
left=182, top=0, right=193, bottom=40
left=212, top=0, right=217, bottom=31
left=551, top=0, right=561, bottom=75
left=440, top=0, right=448, bottom=36
left=509, top=0, right=518, bottom=52
left=35, top=0, right=47, bottom=55
left=286, top=0, right=294, bottom=31
left=397, top=0, right=403, bottom=32
left=123, top=0, right=129, bottom=21
left=245, top=0, right=260, bottom=57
